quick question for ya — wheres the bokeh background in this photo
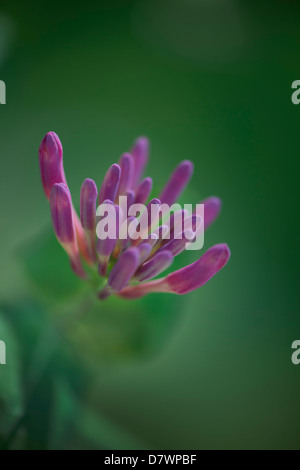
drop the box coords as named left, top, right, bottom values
left=0, top=0, right=300, bottom=450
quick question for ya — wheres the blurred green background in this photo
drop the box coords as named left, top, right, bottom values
left=0, top=0, right=300, bottom=450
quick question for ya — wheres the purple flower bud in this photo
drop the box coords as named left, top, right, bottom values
left=160, top=160, right=194, bottom=206
left=148, top=198, right=161, bottom=230
left=146, top=233, right=159, bottom=248
left=98, top=164, right=121, bottom=204
left=176, top=214, right=202, bottom=238
left=119, top=244, right=230, bottom=298
left=119, top=189, right=135, bottom=217
left=73, top=211, right=93, bottom=264
left=135, top=177, right=152, bottom=205
left=146, top=225, right=169, bottom=254
left=80, top=178, right=98, bottom=231
left=108, top=247, right=140, bottom=291
left=50, top=183, right=86, bottom=278
left=97, top=237, right=116, bottom=276
left=119, top=215, right=135, bottom=244
left=157, top=210, right=188, bottom=249
left=39, top=133, right=92, bottom=263
left=165, top=243, right=230, bottom=294
left=96, top=201, right=120, bottom=276
left=152, top=224, right=169, bottom=240
left=168, top=209, right=188, bottom=239
left=135, top=198, right=161, bottom=240
left=131, top=136, right=149, bottom=187
left=126, top=189, right=135, bottom=214
left=135, top=251, right=173, bottom=282
left=80, top=178, right=98, bottom=262
left=40, top=133, right=230, bottom=299
left=137, top=242, right=152, bottom=264
left=158, top=230, right=195, bottom=256
left=200, top=196, right=222, bottom=229
left=117, top=153, right=134, bottom=197
left=50, top=183, right=75, bottom=245
left=39, top=132, right=66, bottom=199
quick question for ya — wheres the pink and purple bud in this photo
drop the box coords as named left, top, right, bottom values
left=39, top=132, right=91, bottom=264
left=98, top=164, right=121, bottom=204
left=163, top=243, right=230, bottom=294
left=96, top=201, right=120, bottom=276
left=39, top=132, right=66, bottom=199
left=80, top=178, right=98, bottom=261
left=117, top=153, right=134, bottom=198
left=80, top=178, right=98, bottom=231
left=158, top=230, right=195, bottom=257
left=40, top=131, right=230, bottom=300
left=137, top=242, right=152, bottom=264
left=50, top=183, right=85, bottom=278
left=120, top=244, right=230, bottom=298
left=131, top=136, right=150, bottom=187
left=135, top=250, right=173, bottom=282
left=160, top=160, right=194, bottom=206
left=135, top=177, right=153, bottom=205
left=99, top=247, right=140, bottom=299
left=201, top=196, right=222, bottom=229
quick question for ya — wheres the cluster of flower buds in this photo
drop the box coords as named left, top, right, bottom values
left=39, top=132, right=230, bottom=299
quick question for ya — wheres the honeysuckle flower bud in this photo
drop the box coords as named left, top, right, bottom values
left=146, top=232, right=159, bottom=248
left=73, top=212, right=93, bottom=264
left=119, top=189, right=135, bottom=217
left=98, top=164, right=121, bottom=204
left=157, top=209, right=188, bottom=250
left=50, top=184, right=74, bottom=245
left=135, top=177, right=153, bottom=205
left=96, top=201, right=120, bottom=276
left=135, top=250, right=173, bottom=282
left=118, top=215, right=136, bottom=246
left=158, top=230, right=195, bottom=256
left=109, top=247, right=140, bottom=290
left=160, top=160, right=194, bottom=206
left=50, top=183, right=86, bottom=278
left=117, top=153, right=134, bottom=198
left=99, top=247, right=140, bottom=299
left=80, top=179, right=98, bottom=231
left=137, top=242, right=152, bottom=264
left=97, top=235, right=116, bottom=276
left=152, top=224, right=169, bottom=240
left=131, top=136, right=149, bottom=187
left=39, top=132, right=92, bottom=264
left=120, top=244, right=230, bottom=298
left=39, top=132, right=66, bottom=199
left=125, top=189, right=135, bottom=216
left=40, top=132, right=230, bottom=299
left=172, top=214, right=202, bottom=238
left=144, top=198, right=161, bottom=233
left=133, top=198, right=161, bottom=241
left=80, top=178, right=98, bottom=262
left=201, top=196, right=222, bottom=229
left=162, top=243, right=230, bottom=294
